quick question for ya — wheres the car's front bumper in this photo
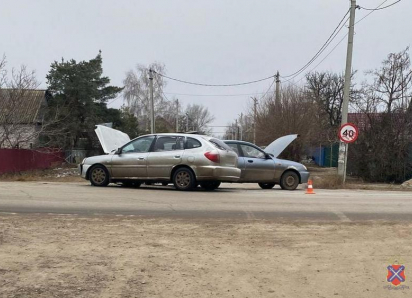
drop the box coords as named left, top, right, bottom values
left=79, top=164, right=91, bottom=179
left=300, top=170, right=310, bottom=183
left=195, top=165, right=241, bottom=182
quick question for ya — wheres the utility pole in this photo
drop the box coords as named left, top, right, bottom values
left=337, top=0, right=357, bottom=181
left=275, top=71, right=280, bottom=108
left=240, top=113, right=243, bottom=141
left=252, top=97, right=258, bottom=144
left=185, top=113, right=189, bottom=132
left=175, top=98, right=179, bottom=132
left=149, top=69, right=155, bottom=134
left=235, top=119, right=238, bottom=140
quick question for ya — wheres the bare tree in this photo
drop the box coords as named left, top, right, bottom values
left=184, top=104, right=215, bottom=134
left=366, top=48, right=412, bottom=113
left=123, top=62, right=175, bottom=133
left=350, top=48, right=412, bottom=182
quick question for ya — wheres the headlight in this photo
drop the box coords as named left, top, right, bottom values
left=302, top=165, right=307, bottom=171
left=81, top=158, right=87, bottom=164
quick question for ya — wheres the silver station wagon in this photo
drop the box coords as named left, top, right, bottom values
left=80, top=127, right=240, bottom=191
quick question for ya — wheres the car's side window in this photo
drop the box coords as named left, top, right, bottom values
left=186, top=137, right=202, bottom=149
left=122, top=136, right=155, bottom=154
left=154, top=136, right=184, bottom=152
left=240, top=144, right=265, bottom=159
left=226, top=143, right=240, bottom=155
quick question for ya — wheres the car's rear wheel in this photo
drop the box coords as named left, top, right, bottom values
left=258, top=182, right=275, bottom=189
left=89, top=165, right=110, bottom=187
left=280, top=171, right=299, bottom=190
left=173, top=168, right=196, bottom=191
left=200, top=181, right=221, bottom=191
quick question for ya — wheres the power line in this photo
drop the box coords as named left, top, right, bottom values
left=107, top=95, right=123, bottom=106
left=290, top=33, right=349, bottom=84
left=355, top=0, right=392, bottom=24
left=281, top=9, right=350, bottom=79
left=259, top=78, right=276, bottom=99
left=285, top=0, right=400, bottom=85
left=164, top=91, right=267, bottom=97
left=359, top=0, right=401, bottom=11
left=154, top=70, right=275, bottom=87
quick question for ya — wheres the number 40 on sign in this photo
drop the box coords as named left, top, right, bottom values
left=338, top=123, right=359, bottom=143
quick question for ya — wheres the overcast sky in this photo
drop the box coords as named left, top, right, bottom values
left=1, top=0, right=410, bottom=135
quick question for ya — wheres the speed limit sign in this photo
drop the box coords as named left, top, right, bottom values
left=338, top=123, right=359, bottom=143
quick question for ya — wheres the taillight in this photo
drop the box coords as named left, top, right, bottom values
left=204, top=151, right=220, bottom=163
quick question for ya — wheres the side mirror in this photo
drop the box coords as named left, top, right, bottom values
left=115, top=148, right=122, bottom=155
left=265, top=153, right=272, bottom=159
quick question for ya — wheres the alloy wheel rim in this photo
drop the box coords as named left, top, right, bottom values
left=176, top=172, right=191, bottom=188
left=92, top=168, right=106, bottom=184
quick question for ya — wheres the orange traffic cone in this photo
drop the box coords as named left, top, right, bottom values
left=305, top=179, right=315, bottom=194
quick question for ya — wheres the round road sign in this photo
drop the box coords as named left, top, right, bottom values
left=338, top=123, right=359, bottom=143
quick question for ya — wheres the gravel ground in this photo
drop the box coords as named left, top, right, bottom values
left=0, top=214, right=411, bottom=298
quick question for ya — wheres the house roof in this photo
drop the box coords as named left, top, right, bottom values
left=0, top=89, right=49, bottom=124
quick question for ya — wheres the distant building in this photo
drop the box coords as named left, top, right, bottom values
left=0, top=89, right=52, bottom=149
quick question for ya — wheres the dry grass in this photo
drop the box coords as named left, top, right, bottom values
left=0, top=164, right=83, bottom=182
left=311, top=174, right=343, bottom=189
left=307, top=165, right=412, bottom=191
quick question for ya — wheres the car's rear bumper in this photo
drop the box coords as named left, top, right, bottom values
left=195, top=165, right=241, bottom=182
left=300, top=170, right=310, bottom=183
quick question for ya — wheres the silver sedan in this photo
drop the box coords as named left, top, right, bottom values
left=224, top=135, right=309, bottom=190
left=80, top=132, right=240, bottom=191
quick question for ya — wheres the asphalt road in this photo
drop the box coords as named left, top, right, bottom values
left=0, top=181, right=411, bottom=222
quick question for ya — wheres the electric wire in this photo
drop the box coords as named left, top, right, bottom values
left=107, top=95, right=122, bottom=106
left=355, top=0, right=393, bottom=24
left=284, top=0, right=400, bottom=85
left=280, top=9, right=350, bottom=79
left=164, top=91, right=267, bottom=97
left=154, top=70, right=275, bottom=87
left=114, top=2, right=399, bottom=103
left=259, top=78, right=276, bottom=99
left=358, top=0, right=401, bottom=11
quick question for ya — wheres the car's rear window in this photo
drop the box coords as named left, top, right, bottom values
left=209, top=138, right=232, bottom=151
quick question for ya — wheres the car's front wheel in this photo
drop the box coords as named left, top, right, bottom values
left=280, top=171, right=299, bottom=190
left=258, top=182, right=275, bottom=189
left=89, top=165, right=110, bottom=187
left=200, top=181, right=221, bottom=191
left=173, top=168, right=196, bottom=191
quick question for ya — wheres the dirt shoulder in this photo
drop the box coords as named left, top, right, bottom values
left=0, top=214, right=411, bottom=298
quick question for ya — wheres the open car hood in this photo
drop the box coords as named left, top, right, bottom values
left=95, top=125, right=131, bottom=154
left=263, top=134, right=298, bottom=158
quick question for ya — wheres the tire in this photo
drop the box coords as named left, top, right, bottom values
left=258, top=182, right=275, bottom=189
left=89, top=165, right=110, bottom=187
left=173, top=168, right=196, bottom=191
left=280, top=171, right=299, bottom=190
left=200, top=181, right=221, bottom=191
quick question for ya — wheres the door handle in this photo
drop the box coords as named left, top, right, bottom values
left=174, top=155, right=181, bottom=158
left=248, top=160, right=253, bottom=163
left=137, top=157, right=145, bottom=160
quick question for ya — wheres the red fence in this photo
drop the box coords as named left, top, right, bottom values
left=0, top=148, right=65, bottom=175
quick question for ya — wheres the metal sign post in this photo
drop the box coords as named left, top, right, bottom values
left=338, top=123, right=359, bottom=183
